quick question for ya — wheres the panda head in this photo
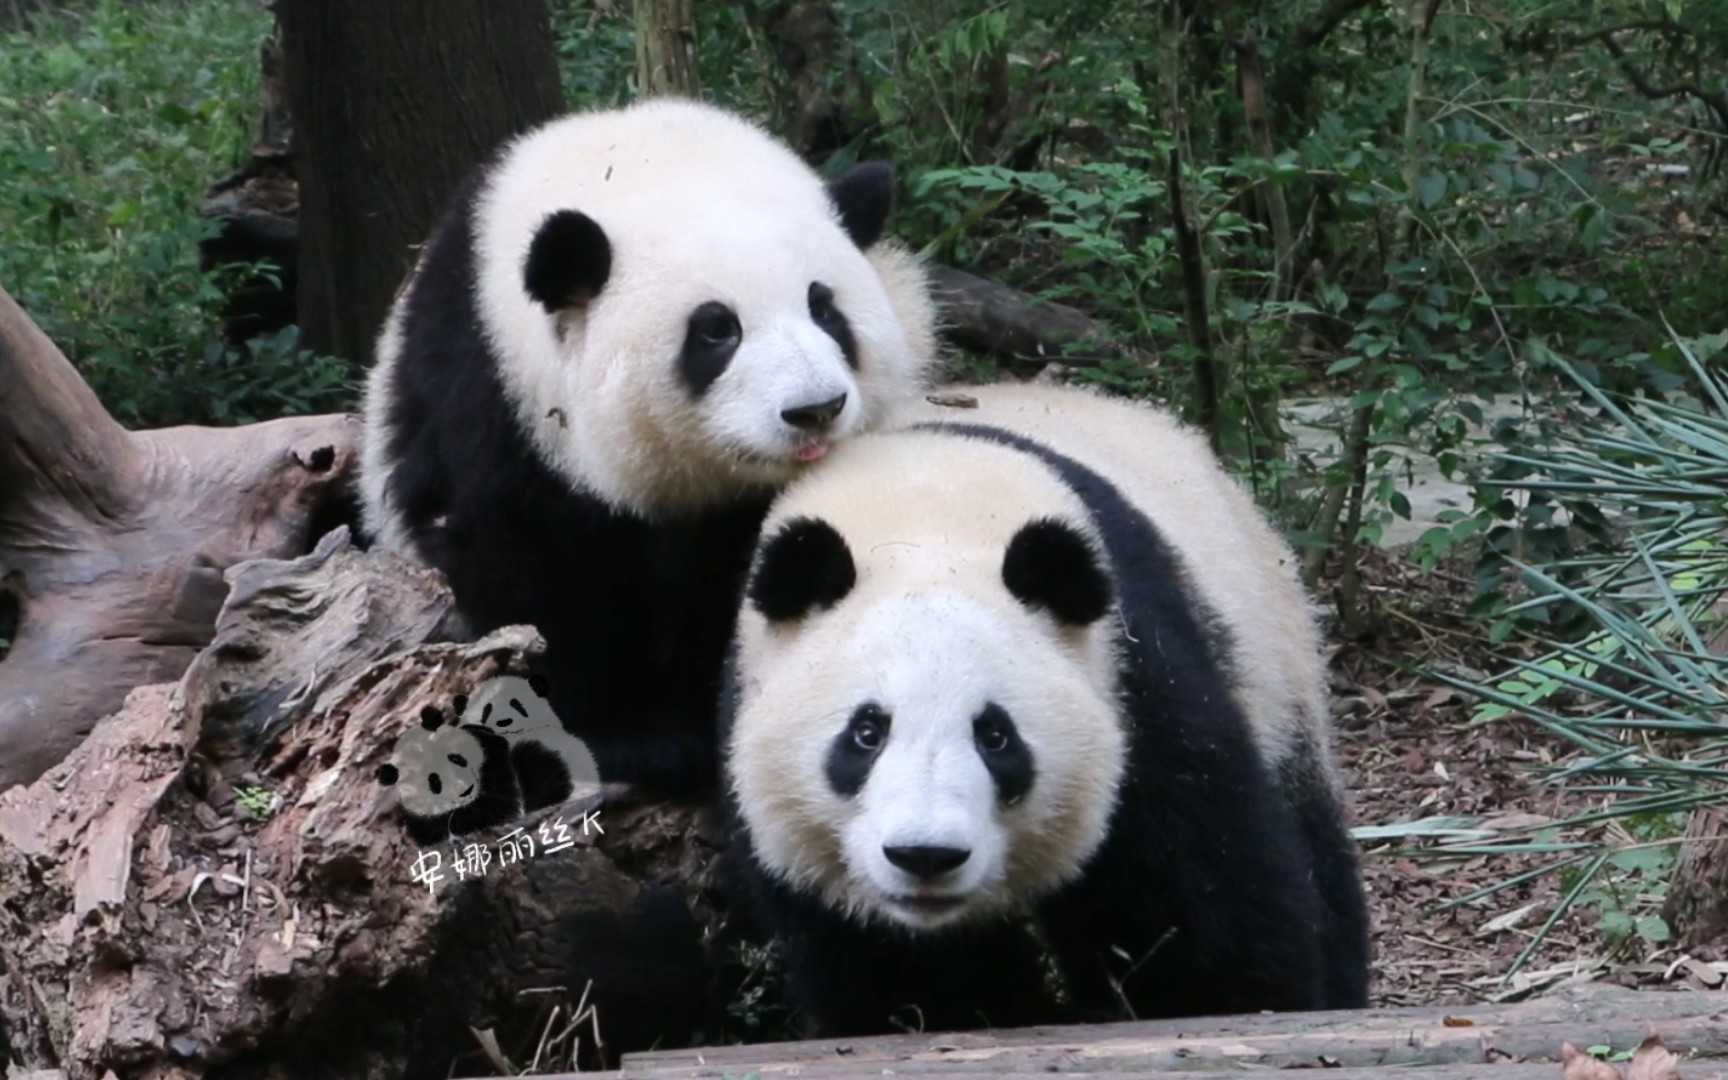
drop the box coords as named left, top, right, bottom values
left=456, top=673, right=559, bottom=742
left=376, top=706, right=488, bottom=818
left=726, top=434, right=1130, bottom=931
left=474, top=99, right=934, bottom=517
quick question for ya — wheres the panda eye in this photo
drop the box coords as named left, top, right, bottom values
left=849, top=705, right=888, bottom=752
left=447, top=753, right=468, bottom=767
left=428, top=773, right=443, bottom=795
left=808, top=282, right=838, bottom=321
left=976, top=718, right=1010, bottom=754
left=690, top=302, right=741, bottom=349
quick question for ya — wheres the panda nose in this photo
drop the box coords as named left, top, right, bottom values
left=781, top=393, right=847, bottom=432
left=883, top=844, right=971, bottom=879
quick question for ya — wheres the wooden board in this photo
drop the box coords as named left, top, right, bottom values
left=563, top=985, right=1728, bottom=1079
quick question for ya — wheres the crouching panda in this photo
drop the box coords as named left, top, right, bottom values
left=360, top=99, right=937, bottom=793
left=722, top=383, right=1371, bottom=1036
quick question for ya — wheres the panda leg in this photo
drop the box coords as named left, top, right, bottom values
left=1037, top=782, right=1331, bottom=1020
left=764, top=887, right=1057, bottom=1036
left=1282, top=761, right=1372, bottom=1008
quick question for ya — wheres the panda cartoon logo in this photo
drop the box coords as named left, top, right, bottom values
left=375, top=705, right=522, bottom=846
left=456, top=673, right=601, bottom=812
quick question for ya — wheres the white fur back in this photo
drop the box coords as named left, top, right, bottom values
left=900, top=384, right=1338, bottom=789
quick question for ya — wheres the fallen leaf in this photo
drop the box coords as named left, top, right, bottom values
left=1443, top=1016, right=1475, bottom=1027
left=1679, top=958, right=1724, bottom=988
left=926, top=391, right=979, bottom=409
left=1561, top=1042, right=1624, bottom=1080
left=1625, top=1034, right=1681, bottom=1080
left=1477, top=902, right=1539, bottom=937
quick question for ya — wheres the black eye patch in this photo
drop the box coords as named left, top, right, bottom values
left=509, top=698, right=529, bottom=716
left=446, top=753, right=469, bottom=768
left=826, top=703, right=889, bottom=797
left=680, top=301, right=742, bottom=395
left=808, top=281, right=858, bottom=369
left=428, top=773, right=444, bottom=795
left=974, top=703, right=1034, bottom=806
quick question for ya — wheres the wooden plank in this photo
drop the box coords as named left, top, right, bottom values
left=581, top=986, right=1725, bottom=1077
left=578, top=1061, right=1728, bottom=1080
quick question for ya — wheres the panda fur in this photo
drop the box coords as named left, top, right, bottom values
left=359, top=99, right=937, bottom=793
left=722, top=382, right=1370, bottom=1035
left=457, top=673, right=602, bottom=811
left=376, top=706, right=522, bottom=847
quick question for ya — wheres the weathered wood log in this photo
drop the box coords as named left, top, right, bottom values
left=603, top=984, right=1728, bottom=1079
left=0, top=528, right=724, bottom=1080
left=923, top=263, right=1147, bottom=371
left=1665, top=805, right=1728, bottom=951
left=0, top=283, right=357, bottom=792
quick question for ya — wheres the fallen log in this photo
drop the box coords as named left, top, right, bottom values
left=602, top=983, right=1728, bottom=1078
left=0, top=283, right=356, bottom=792
left=923, top=263, right=1148, bottom=370
left=194, top=188, right=1143, bottom=376
left=0, top=528, right=724, bottom=1080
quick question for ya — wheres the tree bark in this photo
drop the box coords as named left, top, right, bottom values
left=1664, top=804, right=1728, bottom=951
left=0, top=284, right=357, bottom=793
left=275, top=0, right=564, bottom=363
left=634, top=0, right=701, bottom=99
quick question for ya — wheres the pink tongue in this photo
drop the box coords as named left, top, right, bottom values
left=794, top=442, right=831, bottom=463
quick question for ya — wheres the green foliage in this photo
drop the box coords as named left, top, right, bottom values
left=1431, top=347, right=1728, bottom=970
left=0, top=0, right=353, bottom=427
left=236, top=783, right=278, bottom=822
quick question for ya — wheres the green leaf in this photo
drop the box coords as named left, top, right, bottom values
left=1417, top=172, right=1447, bottom=208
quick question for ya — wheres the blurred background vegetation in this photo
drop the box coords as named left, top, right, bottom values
left=0, top=0, right=1722, bottom=970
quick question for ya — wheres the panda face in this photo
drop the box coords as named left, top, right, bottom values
left=378, top=715, right=488, bottom=818
left=731, top=504, right=1130, bottom=932
left=461, top=674, right=561, bottom=743
left=473, top=100, right=930, bottom=517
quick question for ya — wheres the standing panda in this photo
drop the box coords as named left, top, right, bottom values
left=722, top=383, right=1370, bottom=1036
left=360, top=99, right=937, bottom=794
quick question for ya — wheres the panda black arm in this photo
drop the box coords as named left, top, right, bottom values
left=511, top=739, right=574, bottom=811
left=447, top=726, right=524, bottom=838
left=741, top=862, right=1060, bottom=1037
left=1034, top=672, right=1331, bottom=1019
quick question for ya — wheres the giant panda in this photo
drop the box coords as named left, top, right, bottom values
left=359, top=99, right=937, bottom=793
left=721, top=383, right=1371, bottom=1036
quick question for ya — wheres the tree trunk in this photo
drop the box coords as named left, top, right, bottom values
left=1664, top=804, right=1728, bottom=952
left=634, top=0, right=701, bottom=99
left=275, top=0, right=564, bottom=363
left=0, top=284, right=356, bottom=793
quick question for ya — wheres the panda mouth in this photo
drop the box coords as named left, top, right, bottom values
left=888, top=893, right=968, bottom=916
left=791, top=440, right=832, bottom=464
left=458, top=783, right=475, bottom=799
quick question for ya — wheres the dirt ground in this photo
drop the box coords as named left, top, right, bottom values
left=1324, top=546, right=1725, bottom=1008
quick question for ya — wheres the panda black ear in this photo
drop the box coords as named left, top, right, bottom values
left=524, top=209, right=612, bottom=313
left=420, top=706, right=445, bottom=731
left=1003, top=519, right=1111, bottom=627
left=376, top=763, right=400, bottom=786
left=749, top=518, right=856, bottom=623
left=452, top=694, right=469, bottom=717
left=527, top=673, right=550, bottom=698
left=828, top=162, right=894, bottom=250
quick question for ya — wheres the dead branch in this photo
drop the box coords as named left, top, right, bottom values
left=0, top=284, right=357, bottom=792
